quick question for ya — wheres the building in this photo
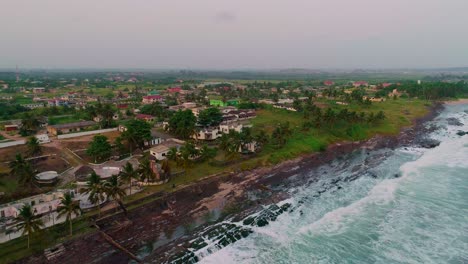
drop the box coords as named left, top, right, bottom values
left=195, top=128, right=221, bottom=141
left=142, top=95, right=164, bottom=104
left=167, top=87, right=182, bottom=94
left=324, top=80, right=334, bottom=86
left=149, top=139, right=184, bottom=160
left=33, top=87, right=46, bottom=94
left=4, top=124, right=19, bottom=132
left=136, top=114, right=155, bottom=122
left=35, top=134, right=51, bottom=144
left=209, top=99, right=239, bottom=107
left=47, top=121, right=96, bottom=136
left=353, top=81, right=369, bottom=87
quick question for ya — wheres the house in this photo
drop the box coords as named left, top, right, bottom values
left=167, top=87, right=182, bottom=94
left=142, top=95, right=164, bottom=104
left=194, top=127, right=221, bottom=141
left=48, top=99, right=68, bottom=107
left=47, top=121, right=96, bottom=136
left=382, top=83, right=393, bottom=88
left=35, top=134, right=51, bottom=144
left=4, top=124, right=19, bottom=132
left=145, top=129, right=171, bottom=146
left=136, top=114, right=155, bottom=122
left=209, top=99, right=225, bottom=107
left=149, top=139, right=185, bottom=160
left=363, top=96, right=386, bottom=102
left=209, top=99, right=239, bottom=107
left=388, top=89, right=402, bottom=98
left=324, top=80, right=334, bottom=86
left=353, top=81, right=369, bottom=87
left=33, top=87, right=46, bottom=94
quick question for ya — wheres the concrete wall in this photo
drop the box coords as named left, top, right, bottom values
left=57, top=128, right=118, bottom=139
left=0, top=140, right=26, bottom=149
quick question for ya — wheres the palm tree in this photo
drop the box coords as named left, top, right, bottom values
left=167, top=147, right=179, bottom=165
left=138, top=157, right=156, bottom=183
left=81, top=172, right=106, bottom=218
left=9, top=154, right=35, bottom=187
left=14, top=204, right=44, bottom=248
left=27, top=136, right=41, bottom=157
left=118, top=162, right=138, bottom=195
left=56, top=192, right=81, bottom=236
left=20, top=114, right=40, bottom=136
left=104, top=175, right=127, bottom=215
left=255, top=130, right=269, bottom=146
left=160, top=159, right=171, bottom=180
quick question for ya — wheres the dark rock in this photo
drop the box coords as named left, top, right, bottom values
left=416, top=138, right=441, bottom=148
left=447, top=117, right=463, bottom=126
left=456, top=131, right=467, bottom=136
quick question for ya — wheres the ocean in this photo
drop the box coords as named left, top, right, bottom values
left=180, top=104, right=468, bottom=264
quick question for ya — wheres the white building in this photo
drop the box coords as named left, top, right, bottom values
left=35, top=134, right=51, bottom=144
left=149, top=139, right=185, bottom=160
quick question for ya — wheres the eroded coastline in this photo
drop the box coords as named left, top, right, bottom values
left=18, top=103, right=443, bottom=264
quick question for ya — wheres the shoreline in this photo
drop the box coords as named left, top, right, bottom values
left=17, top=102, right=443, bottom=264
left=443, top=98, right=468, bottom=105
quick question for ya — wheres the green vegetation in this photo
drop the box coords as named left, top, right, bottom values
left=86, top=135, right=112, bottom=163
left=168, top=110, right=197, bottom=139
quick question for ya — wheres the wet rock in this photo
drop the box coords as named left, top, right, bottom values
left=447, top=117, right=463, bottom=126
left=456, top=131, right=467, bottom=136
left=416, top=138, right=440, bottom=148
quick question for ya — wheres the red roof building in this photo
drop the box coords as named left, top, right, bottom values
left=167, top=87, right=182, bottom=93
left=136, top=114, right=155, bottom=122
left=323, top=80, right=334, bottom=86
left=142, top=95, right=164, bottom=104
left=353, top=81, right=369, bottom=87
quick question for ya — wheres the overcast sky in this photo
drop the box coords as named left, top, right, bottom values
left=1, top=0, right=467, bottom=69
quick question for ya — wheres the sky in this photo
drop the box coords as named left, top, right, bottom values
left=1, top=0, right=467, bottom=70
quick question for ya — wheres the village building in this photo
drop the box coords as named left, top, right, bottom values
left=47, top=121, right=96, bottom=136
left=32, top=87, right=46, bottom=94
left=35, top=134, right=51, bottom=144
left=149, top=139, right=185, bottom=160
left=136, top=114, right=155, bottom=122
left=3, top=124, right=19, bottom=132
left=142, top=95, right=164, bottom=104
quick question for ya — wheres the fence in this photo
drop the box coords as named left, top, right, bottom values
left=0, top=140, right=26, bottom=149
left=57, top=128, right=118, bottom=139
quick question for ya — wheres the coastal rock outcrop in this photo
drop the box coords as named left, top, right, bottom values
left=446, top=117, right=463, bottom=126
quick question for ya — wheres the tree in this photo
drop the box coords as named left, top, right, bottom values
left=9, top=154, right=35, bottom=187
left=20, top=113, right=41, bottom=136
left=179, top=141, right=200, bottom=171
left=14, top=204, right=44, bottom=248
left=81, top=172, right=106, bottom=218
left=27, top=136, right=41, bottom=157
left=103, top=175, right=127, bottom=215
left=271, top=122, right=292, bottom=147
left=160, top=159, right=171, bottom=180
left=121, top=119, right=152, bottom=150
left=138, top=157, right=156, bottom=183
left=199, top=144, right=217, bottom=162
left=96, top=103, right=117, bottom=128
left=56, top=192, right=81, bottom=236
left=255, top=130, right=269, bottom=146
left=119, top=162, right=138, bottom=195
left=86, top=135, right=112, bottom=163
left=198, top=107, right=223, bottom=127
left=168, top=110, right=196, bottom=139
left=167, top=147, right=179, bottom=165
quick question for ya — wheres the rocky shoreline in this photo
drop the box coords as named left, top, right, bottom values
left=18, top=103, right=443, bottom=264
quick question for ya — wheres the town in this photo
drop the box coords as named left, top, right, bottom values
left=0, top=70, right=467, bottom=262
